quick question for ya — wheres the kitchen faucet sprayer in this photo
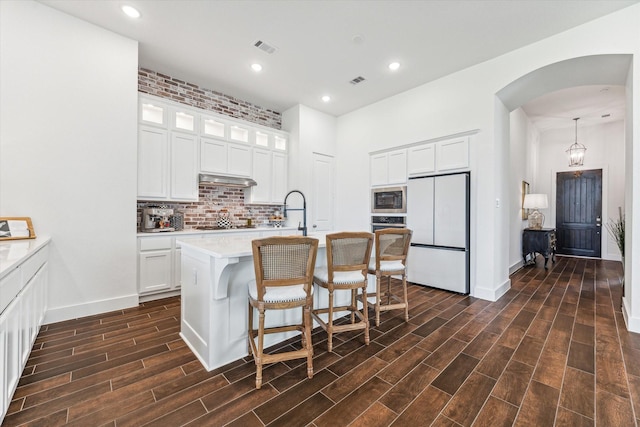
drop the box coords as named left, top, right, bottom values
left=283, top=190, right=307, bottom=236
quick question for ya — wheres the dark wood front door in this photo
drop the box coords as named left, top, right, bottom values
left=556, top=169, right=602, bottom=257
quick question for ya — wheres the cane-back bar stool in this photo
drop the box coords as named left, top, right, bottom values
left=248, top=236, right=319, bottom=389
left=311, top=232, right=373, bottom=352
left=365, top=228, right=413, bottom=327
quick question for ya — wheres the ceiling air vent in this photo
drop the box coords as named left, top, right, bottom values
left=350, top=76, right=366, bottom=85
left=253, top=40, right=277, bottom=54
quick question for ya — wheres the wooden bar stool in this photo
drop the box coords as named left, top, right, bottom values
left=311, top=232, right=373, bottom=352
left=365, top=228, right=412, bottom=327
left=248, top=236, right=318, bottom=389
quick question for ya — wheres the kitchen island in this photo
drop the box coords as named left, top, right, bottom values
left=178, top=233, right=338, bottom=372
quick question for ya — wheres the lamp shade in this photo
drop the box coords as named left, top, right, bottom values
left=523, top=193, right=548, bottom=209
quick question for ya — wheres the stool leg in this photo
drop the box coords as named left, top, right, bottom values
left=375, top=272, right=382, bottom=327
left=402, top=274, right=409, bottom=322
left=362, top=282, right=370, bottom=345
left=327, top=288, right=334, bottom=352
left=256, top=308, right=265, bottom=389
left=350, top=288, right=356, bottom=324
left=304, top=305, right=314, bottom=379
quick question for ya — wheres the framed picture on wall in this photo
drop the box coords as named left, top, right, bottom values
left=521, top=181, right=530, bottom=220
left=0, top=217, right=36, bottom=241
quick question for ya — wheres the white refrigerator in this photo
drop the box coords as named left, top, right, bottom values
left=406, top=172, right=470, bottom=293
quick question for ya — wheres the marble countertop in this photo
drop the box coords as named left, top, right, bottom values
left=0, top=236, right=51, bottom=280
left=178, top=233, right=327, bottom=259
left=137, top=226, right=298, bottom=237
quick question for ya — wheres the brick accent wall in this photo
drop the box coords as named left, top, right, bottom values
left=138, top=68, right=281, bottom=129
left=137, top=186, right=282, bottom=231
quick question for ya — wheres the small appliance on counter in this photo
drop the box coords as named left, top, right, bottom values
left=141, top=207, right=175, bottom=232
left=170, top=211, right=184, bottom=231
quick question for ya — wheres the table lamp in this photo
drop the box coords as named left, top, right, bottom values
left=523, top=193, right=548, bottom=229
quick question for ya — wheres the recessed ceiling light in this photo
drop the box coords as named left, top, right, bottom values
left=251, top=63, right=263, bottom=72
left=388, top=62, right=400, bottom=71
left=121, top=5, right=141, bottom=19
left=322, top=95, right=331, bottom=103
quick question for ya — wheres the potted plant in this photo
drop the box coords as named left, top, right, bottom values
left=606, top=206, right=625, bottom=295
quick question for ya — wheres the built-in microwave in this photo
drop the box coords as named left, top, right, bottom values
left=371, top=186, right=406, bottom=213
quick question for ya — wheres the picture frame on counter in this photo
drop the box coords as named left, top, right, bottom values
left=0, top=217, right=36, bottom=240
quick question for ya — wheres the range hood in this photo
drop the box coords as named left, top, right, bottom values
left=199, top=174, right=257, bottom=188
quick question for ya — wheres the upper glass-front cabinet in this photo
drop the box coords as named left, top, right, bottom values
left=229, top=125, right=250, bottom=143
left=202, top=117, right=226, bottom=138
left=139, top=95, right=288, bottom=150
left=140, top=100, right=167, bottom=127
left=255, top=131, right=269, bottom=147
left=172, top=109, right=196, bottom=133
left=274, top=135, right=287, bottom=151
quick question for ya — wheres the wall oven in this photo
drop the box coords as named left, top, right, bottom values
left=371, top=215, right=406, bottom=232
left=371, top=186, right=406, bottom=213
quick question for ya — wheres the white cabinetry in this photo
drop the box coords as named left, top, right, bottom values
left=139, top=94, right=289, bottom=199
left=244, top=149, right=288, bottom=204
left=138, top=229, right=297, bottom=301
left=138, top=99, right=199, bottom=202
left=138, top=236, right=178, bottom=296
left=370, top=149, right=407, bottom=186
left=200, top=138, right=252, bottom=177
left=170, top=133, right=199, bottom=200
left=1, top=241, right=49, bottom=422
left=437, top=136, right=469, bottom=171
left=376, top=135, right=471, bottom=184
left=408, top=144, right=436, bottom=176
left=138, top=126, right=169, bottom=199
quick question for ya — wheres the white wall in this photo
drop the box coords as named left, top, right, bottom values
left=509, top=108, right=540, bottom=272
left=0, top=1, right=139, bottom=322
left=282, top=104, right=337, bottom=230
left=334, top=4, right=640, bottom=301
left=536, top=119, right=625, bottom=260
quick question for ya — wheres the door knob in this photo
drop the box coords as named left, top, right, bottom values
left=596, top=216, right=601, bottom=227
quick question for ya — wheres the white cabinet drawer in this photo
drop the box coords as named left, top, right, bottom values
left=140, top=237, right=173, bottom=251
left=0, top=267, right=21, bottom=314
left=21, top=247, right=48, bottom=285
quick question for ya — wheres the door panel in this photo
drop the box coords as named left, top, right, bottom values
left=312, top=153, right=334, bottom=232
left=556, top=169, right=602, bottom=257
left=407, top=177, right=434, bottom=245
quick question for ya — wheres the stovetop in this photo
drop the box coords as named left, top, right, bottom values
left=194, top=225, right=257, bottom=231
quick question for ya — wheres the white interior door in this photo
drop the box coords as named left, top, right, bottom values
left=312, top=153, right=334, bottom=232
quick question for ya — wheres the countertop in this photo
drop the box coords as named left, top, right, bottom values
left=0, top=236, right=51, bottom=280
left=178, top=233, right=328, bottom=259
left=137, top=226, right=298, bottom=237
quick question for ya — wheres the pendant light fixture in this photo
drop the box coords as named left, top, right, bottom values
left=566, top=117, right=586, bottom=167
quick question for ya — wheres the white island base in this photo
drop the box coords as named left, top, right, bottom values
left=179, top=234, right=350, bottom=372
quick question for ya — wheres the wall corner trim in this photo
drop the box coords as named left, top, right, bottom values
left=472, top=279, right=511, bottom=302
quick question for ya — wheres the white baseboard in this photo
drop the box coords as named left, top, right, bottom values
left=472, top=278, right=511, bottom=302
left=509, top=260, right=524, bottom=275
left=621, top=296, right=640, bottom=333
left=43, top=293, right=139, bottom=324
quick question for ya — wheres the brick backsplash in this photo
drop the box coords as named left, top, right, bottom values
left=138, top=68, right=281, bottom=130
left=137, top=185, right=283, bottom=230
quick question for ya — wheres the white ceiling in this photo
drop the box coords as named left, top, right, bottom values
left=521, top=85, right=626, bottom=132
left=39, top=0, right=636, bottom=128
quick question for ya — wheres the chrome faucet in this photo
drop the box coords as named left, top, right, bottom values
left=283, top=190, right=307, bottom=236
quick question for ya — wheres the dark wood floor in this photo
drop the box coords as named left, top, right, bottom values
left=4, top=256, right=639, bottom=426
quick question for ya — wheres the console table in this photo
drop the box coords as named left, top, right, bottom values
left=522, top=228, right=556, bottom=269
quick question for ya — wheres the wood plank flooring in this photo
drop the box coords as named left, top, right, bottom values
left=4, top=256, right=639, bottom=426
